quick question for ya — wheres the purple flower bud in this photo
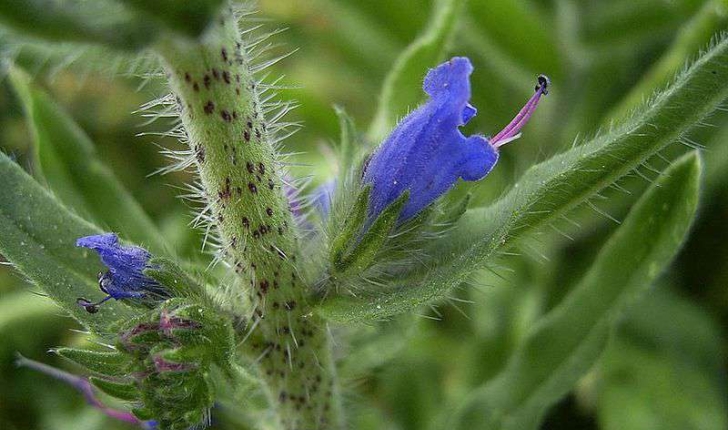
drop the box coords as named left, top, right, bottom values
left=76, top=233, right=169, bottom=313
left=313, top=179, right=336, bottom=218
left=159, top=308, right=202, bottom=337
left=363, top=57, right=548, bottom=221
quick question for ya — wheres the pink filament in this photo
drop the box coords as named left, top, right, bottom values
left=491, top=77, right=548, bottom=148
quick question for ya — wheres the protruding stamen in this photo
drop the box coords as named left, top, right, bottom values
left=76, top=270, right=117, bottom=313
left=491, top=74, right=549, bottom=148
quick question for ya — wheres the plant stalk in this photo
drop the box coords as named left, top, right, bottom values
left=155, top=5, right=343, bottom=428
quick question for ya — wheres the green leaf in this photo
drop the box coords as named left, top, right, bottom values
left=116, top=0, right=224, bottom=39
left=0, top=152, right=136, bottom=337
left=8, top=66, right=170, bottom=255
left=0, top=0, right=159, bottom=51
left=598, top=337, right=728, bottom=430
left=340, top=315, right=420, bottom=378
left=367, top=0, right=466, bottom=141
left=333, top=105, right=360, bottom=178
left=316, top=33, right=728, bottom=323
left=597, top=289, right=728, bottom=430
left=608, top=0, right=728, bottom=120
left=449, top=151, right=702, bottom=430
left=55, top=347, right=130, bottom=377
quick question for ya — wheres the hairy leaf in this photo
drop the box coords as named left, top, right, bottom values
left=450, top=152, right=701, bottom=430
left=8, top=67, right=170, bottom=255
left=597, top=287, right=727, bottom=430
left=317, top=34, right=728, bottom=323
left=116, top=0, right=224, bottom=38
left=0, top=0, right=158, bottom=50
left=367, top=0, right=466, bottom=141
left=608, top=0, right=728, bottom=120
left=0, top=153, right=136, bottom=337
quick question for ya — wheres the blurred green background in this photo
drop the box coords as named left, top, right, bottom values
left=0, top=0, right=727, bottom=429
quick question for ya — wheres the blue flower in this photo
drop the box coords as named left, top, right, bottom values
left=76, top=233, right=168, bottom=313
left=362, top=57, right=548, bottom=221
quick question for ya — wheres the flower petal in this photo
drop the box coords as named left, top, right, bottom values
left=363, top=57, right=499, bottom=221
left=77, top=233, right=166, bottom=302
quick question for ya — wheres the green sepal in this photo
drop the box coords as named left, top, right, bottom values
left=333, top=106, right=360, bottom=176
left=333, top=191, right=409, bottom=276
left=139, top=370, right=214, bottom=430
left=330, top=185, right=372, bottom=266
left=153, top=345, right=208, bottom=369
left=183, top=410, right=208, bottom=428
left=115, top=313, right=166, bottom=355
left=375, top=201, right=436, bottom=255
left=89, top=376, right=140, bottom=402
left=159, top=299, right=235, bottom=367
left=132, top=407, right=155, bottom=421
left=107, top=298, right=234, bottom=430
left=54, top=347, right=130, bottom=377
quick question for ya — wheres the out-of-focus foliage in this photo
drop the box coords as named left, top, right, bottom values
left=0, top=0, right=727, bottom=429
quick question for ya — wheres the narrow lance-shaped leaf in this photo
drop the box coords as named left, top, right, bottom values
left=450, top=151, right=702, bottom=430
left=8, top=66, right=170, bottom=256
left=316, top=34, right=728, bottom=323
left=0, top=0, right=158, bottom=51
left=116, top=0, right=224, bottom=38
left=607, top=0, right=728, bottom=121
left=367, top=0, right=466, bottom=141
left=596, top=289, right=728, bottom=430
left=0, top=153, right=136, bottom=337
left=333, top=106, right=359, bottom=178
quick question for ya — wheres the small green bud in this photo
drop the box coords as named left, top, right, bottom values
left=64, top=298, right=237, bottom=429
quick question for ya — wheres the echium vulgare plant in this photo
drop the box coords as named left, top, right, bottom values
left=0, top=0, right=727, bottom=429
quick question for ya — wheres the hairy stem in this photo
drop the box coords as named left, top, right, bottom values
left=155, top=5, right=342, bottom=429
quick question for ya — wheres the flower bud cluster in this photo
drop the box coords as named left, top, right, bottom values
left=60, top=298, right=234, bottom=430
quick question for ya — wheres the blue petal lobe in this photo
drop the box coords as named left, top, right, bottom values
left=77, top=233, right=165, bottom=301
left=363, top=57, right=499, bottom=221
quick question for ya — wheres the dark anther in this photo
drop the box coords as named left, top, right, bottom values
left=76, top=298, right=99, bottom=313
left=536, top=74, right=550, bottom=95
